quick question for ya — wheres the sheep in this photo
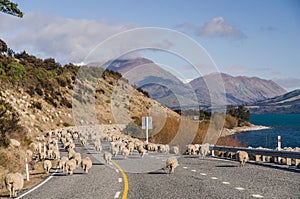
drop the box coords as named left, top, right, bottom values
left=171, top=146, right=180, bottom=155
left=5, top=172, right=24, bottom=198
left=163, top=157, right=178, bottom=174
left=122, top=148, right=130, bottom=159
left=236, top=151, right=249, bottom=167
left=127, top=142, right=135, bottom=154
left=68, top=149, right=76, bottom=159
left=95, top=142, right=102, bottom=152
left=47, top=149, right=54, bottom=159
left=103, top=152, right=112, bottom=164
left=199, top=143, right=210, bottom=158
left=138, top=146, right=147, bottom=158
left=65, top=159, right=77, bottom=175
left=111, top=147, right=119, bottom=157
left=39, top=152, right=47, bottom=160
left=187, top=144, right=198, bottom=155
left=59, top=156, right=68, bottom=172
left=53, top=149, right=60, bottom=160
left=73, top=152, right=82, bottom=166
left=43, top=160, right=52, bottom=174
left=81, top=157, right=93, bottom=173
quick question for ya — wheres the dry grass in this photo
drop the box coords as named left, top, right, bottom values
left=0, top=154, right=57, bottom=198
left=216, top=136, right=246, bottom=147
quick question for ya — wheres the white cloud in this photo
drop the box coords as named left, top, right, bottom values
left=0, top=13, right=136, bottom=64
left=197, top=17, right=246, bottom=39
left=177, top=17, right=247, bottom=39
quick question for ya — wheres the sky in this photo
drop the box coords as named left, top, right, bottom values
left=1, top=0, right=300, bottom=90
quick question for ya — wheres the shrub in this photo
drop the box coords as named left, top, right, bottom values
left=216, top=136, right=245, bottom=147
left=224, top=114, right=238, bottom=129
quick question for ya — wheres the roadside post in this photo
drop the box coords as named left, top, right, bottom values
left=142, top=116, right=152, bottom=144
left=25, top=158, right=29, bottom=181
left=278, top=136, right=281, bottom=164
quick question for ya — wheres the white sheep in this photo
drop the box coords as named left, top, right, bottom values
left=122, top=148, right=130, bottom=159
left=103, top=152, right=112, bottom=164
left=163, top=157, right=178, bottom=174
left=171, top=146, right=180, bottom=155
left=127, top=142, right=135, bottom=154
left=81, top=157, right=93, bottom=173
left=59, top=156, right=68, bottom=172
left=236, top=151, right=249, bottom=167
left=111, top=147, right=119, bottom=157
left=138, top=146, right=147, bottom=158
left=5, top=172, right=24, bottom=198
left=199, top=143, right=210, bottom=157
left=43, top=160, right=52, bottom=174
left=65, top=159, right=77, bottom=175
left=73, top=152, right=82, bottom=166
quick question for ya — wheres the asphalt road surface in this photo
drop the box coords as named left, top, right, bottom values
left=18, top=140, right=300, bottom=199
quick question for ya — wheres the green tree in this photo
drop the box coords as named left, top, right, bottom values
left=0, top=0, right=23, bottom=17
left=227, top=105, right=250, bottom=126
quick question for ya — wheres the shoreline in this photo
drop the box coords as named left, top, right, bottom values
left=221, top=124, right=270, bottom=137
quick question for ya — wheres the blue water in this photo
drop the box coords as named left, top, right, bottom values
left=230, top=114, right=300, bottom=149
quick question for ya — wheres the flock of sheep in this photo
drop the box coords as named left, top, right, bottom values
left=4, top=125, right=252, bottom=197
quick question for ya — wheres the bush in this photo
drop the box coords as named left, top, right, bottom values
left=224, top=115, right=238, bottom=129
left=6, top=62, right=26, bottom=80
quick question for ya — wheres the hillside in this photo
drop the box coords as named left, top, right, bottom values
left=248, top=89, right=300, bottom=114
left=104, top=58, right=286, bottom=108
left=107, top=58, right=198, bottom=109
left=190, top=73, right=286, bottom=105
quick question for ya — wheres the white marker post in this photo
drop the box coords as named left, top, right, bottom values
left=146, top=117, right=149, bottom=144
left=25, top=158, right=29, bottom=181
left=142, top=116, right=152, bottom=145
left=278, top=135, right=281, bottom=164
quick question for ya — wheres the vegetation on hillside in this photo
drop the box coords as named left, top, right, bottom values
left=0, top=92, right=24, bottom=147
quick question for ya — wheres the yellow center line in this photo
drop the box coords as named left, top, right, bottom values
left=112, top=161, right=128, bottom=199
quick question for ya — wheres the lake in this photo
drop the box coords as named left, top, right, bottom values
left=230, top=114, right=300, bottom=149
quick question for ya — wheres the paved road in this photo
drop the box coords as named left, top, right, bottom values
left=18, top=142, right=124, bottom=199
left=127, top=156, right=300, bottom=199
left=18, top=139, right=300, bottom=199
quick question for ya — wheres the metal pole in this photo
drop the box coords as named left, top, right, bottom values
left=146, top=117, right=149, bottom=144
left=25, top=158, right=29, bottom=181
left=278, top=135, right=281, bottom=164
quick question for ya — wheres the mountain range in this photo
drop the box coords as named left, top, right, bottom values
left=247, top=89, right=300, bottom=114
left=106, top=57, right=288, bottom=110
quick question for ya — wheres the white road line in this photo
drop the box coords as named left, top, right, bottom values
left=222, top=182, right=230, bottom=185
left=115, top=169, right=119, bottom=173
left=191, top=169, right=196, bottom=172
left=156, top=157, right=160, bottom=159
left=183, top=167, right=188, bottom=169
left=200, top=173, right=207, bottom=175
left=252, top=194, right=264, bottom=198
left=235, top=187, right=245, bottom=191
left=211, top=177, right=218, bottom=180
left=118, top=178, right=122, bottom=183
left=114, top=191, right=121, bottom=198
left=17, top=167, right=59, bottom=199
